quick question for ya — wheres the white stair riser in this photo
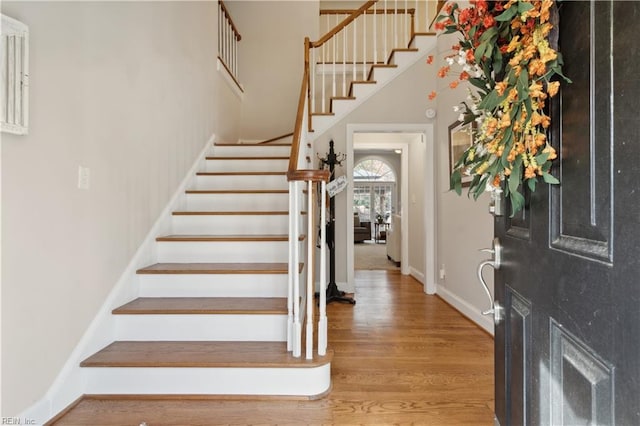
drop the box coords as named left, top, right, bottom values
left=213, top=145, right=291, bottom=157
left=369, top=67, right=395, bottom=82
left=84, top=365, right=331, bottom=396
left=351, top=83, right=376, bottom=99
left=171, top=215, right=289, bottom=235
left=204, top=159, right=288, bottom=172
left=157, top=241, right=290, bottom=263
left=390, top=51, right=416, bottom=68
left=114, top=315, right=287, bottom=341
left=184, top=193, right=289, bottom=211
left=138, top=274, right=289, bottom=298
left=194, top=175, right=288, bottom=190
left=412, top=35, right=436, bottom=50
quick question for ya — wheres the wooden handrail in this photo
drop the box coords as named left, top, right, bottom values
left=258, top=132, right=294, bottom=145
left=288, top=38, right=310, bottom=175
left=320, top=8, right=415, bottom=15
left=312, top=0, right=377, bottom=48
left=219, top=0, right=242, bottom=41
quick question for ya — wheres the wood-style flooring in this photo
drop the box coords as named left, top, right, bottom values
left=49, top=270, right=495, bottom=425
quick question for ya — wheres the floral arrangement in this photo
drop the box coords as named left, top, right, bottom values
left=430, top=0, right=570, bottom=214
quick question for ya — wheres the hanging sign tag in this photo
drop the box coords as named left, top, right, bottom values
left=327, top=175, right=347, bottom=198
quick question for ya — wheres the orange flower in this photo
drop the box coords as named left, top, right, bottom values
left=449, top=80, right=460, bottom=89
left=426, top=55, right=434, bottom=65
left=543, top=145, right=557, bottom=160
left=459, top=71, right=470, bottom=80
left=428, top=91, right=437, bottom=100
left=438, top=66, right=451, bottom=78
left=492, top=175, right=502, bottom=188
left=529, top=59, right=546, bottom=76
left=524, top=165, right=537, bottom=179
left=495, top=81, right=508, bottom=96
left=547, top=81, right=560, bottom=97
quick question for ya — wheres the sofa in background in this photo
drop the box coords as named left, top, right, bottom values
left=354, top=212, right=371, bottom=243
left=386, top=214, right=401, bottom=265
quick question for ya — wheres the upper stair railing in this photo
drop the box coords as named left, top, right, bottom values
left=218, top=0, right=242, bottom=91
left=287, top=0, right=437, bottom=359
left=310, top=0, right=437, bottom=117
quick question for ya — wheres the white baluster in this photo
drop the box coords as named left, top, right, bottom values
left=374, top=2, right=378, bottom=64
left=320, top=43, right=327, bottom=113
left=311, top=48, right=316, bottom=114
left=332, top=14, right=337, bottom=99
left=353, top=18, right=357, bottom=81
left=305, top=180, right=314, bottom=360
left=384, top=0, right=388, bottom=62
left=362, top=14, right=367, bottom=80
left=287, top=181, right=294, bottom=352
left=342, top=26, right=346, bottom=96
left=318, top=180, right=327, bottom=356
left=416, top=0, right=420, bottom=33
left=292, top=181, right=301, bottom=358
left=405, top=0, right=409, bottom=47
left=394, top=0, right=398, bottom=48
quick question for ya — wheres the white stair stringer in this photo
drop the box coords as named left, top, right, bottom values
left=311, top=34, right=437, bottom=138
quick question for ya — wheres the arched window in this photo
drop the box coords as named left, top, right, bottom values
left=353, top=159, right=396, bottom=182
left=353, top=159, right=396, bottom=225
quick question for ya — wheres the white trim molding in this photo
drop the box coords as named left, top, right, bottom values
left=437, top=284, right=494, bottom=335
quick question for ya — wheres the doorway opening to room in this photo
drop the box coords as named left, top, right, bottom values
left=353, top=158, right=400, bottom=271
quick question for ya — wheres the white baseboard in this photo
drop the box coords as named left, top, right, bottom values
left=436, top=284, right=494, bottom=336
left=409, top=267, right=425, bottom=285
left=19, top=134, right=216, bottom=425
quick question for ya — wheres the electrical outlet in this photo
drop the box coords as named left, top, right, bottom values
left=78, top=166, right=90, bottom=190
left=439, top=264, right=446, bottom=280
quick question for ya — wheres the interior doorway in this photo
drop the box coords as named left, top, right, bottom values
left=346, top=123, right=436, bottom=295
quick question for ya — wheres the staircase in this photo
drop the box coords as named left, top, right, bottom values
left=79, top=141, right=332, bottom=398
left=309, top=32, right=436, bottom=137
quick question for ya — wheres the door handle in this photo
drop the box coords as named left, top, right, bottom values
left=477, top=238, right=504, bottom=325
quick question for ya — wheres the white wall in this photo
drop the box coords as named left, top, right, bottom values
left=431, top=28, right=495, bottom=333
left=225, top=1, right=319, bottom=141
left=0, top=1, right=240, bottom=415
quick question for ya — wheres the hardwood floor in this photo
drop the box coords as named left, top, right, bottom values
left=49, top=271, right=494, bottom=425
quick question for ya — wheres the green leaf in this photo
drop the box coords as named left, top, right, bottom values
left=495, top=6, right=518, bottom=22
left=469, top=78, right=489, bottom=92
left=509, top=190, right=525, bottom=216
left=542, top=172, right=560, bottom=184
left=475, top=42, right=489, bottom=64
left=479, top=26, right=498, bottom=43
left=450, top=170, right=462, bottom=194
left=478, top=89, right=500, bottom=111
left=518, top=2, right=534, bottom=14
left=527, top=177, right=537, bottom=192
left=535, top=152, right=550, bottom=165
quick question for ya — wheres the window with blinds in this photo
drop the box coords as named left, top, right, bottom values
left=1, top=14, right=29, bottom=135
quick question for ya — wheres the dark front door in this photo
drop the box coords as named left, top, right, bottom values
left=493, top=2, right=640, bottom=425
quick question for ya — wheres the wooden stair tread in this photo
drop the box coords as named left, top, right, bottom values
left=156, top=234, right=304, bottom=242
left=391, top=47, right=419, bottom=52
left=136, top=262, right=302, bottom=274
left=113, top=297, right=287, bottom=315
left=185, top=189, right=289, bottom=194
left=80, top=341, right=332, bottom=368
left=196, top=171, right=286, bottom=176
left=172, top=210, right=288, bottom=216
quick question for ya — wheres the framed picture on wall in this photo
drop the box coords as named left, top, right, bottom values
left=448, top=120, right=475, bottom=187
